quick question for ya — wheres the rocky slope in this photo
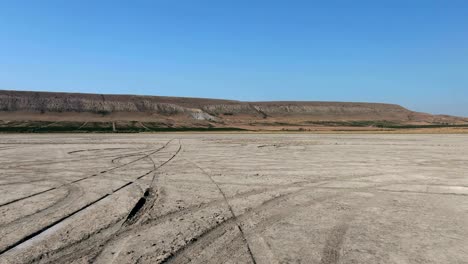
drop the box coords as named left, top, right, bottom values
left=0, top=90, right=466, bottom=131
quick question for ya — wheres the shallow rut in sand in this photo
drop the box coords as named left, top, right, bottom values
left=185, top=159, right=257, bottom=264
left=153, top=178, right=400, bottom=264
left=0, top=182, right=133, bottom=255
left=124, top=188, right=157, bottom=226
left=0, top=140, right=173, bottom=209
left=88, top=169, right=387, bottom=263
left=0, top=139, right=181, bottom=258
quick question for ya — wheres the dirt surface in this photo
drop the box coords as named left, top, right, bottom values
left=0, top=133, right=467, bottom=264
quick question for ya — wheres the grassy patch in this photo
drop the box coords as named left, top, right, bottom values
left=0, top=121, right=247, bottom=133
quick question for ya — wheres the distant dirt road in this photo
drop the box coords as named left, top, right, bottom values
left=0, top=134, right=467, bottom=263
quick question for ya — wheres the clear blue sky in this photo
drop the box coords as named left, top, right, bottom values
left=1, top=1, right=467, bottom=116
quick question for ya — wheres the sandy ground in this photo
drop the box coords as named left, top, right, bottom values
left=0, top=133, right=467, bottom=264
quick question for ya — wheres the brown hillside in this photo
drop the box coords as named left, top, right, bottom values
left=0, top=90, right=466, bottom=131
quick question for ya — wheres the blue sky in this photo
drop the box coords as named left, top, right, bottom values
left=1, top=1, right=467, bottom=116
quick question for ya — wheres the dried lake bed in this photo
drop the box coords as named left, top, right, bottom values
left=0, top=133, right=467, bottom=264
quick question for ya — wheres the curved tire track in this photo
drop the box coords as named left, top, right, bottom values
left=0, top=141, right=173, bottom=209
left=0, top=139, right=183, bottom=261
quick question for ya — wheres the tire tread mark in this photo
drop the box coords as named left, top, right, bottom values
left=0, top=140, right=179, bottom=255
left=183, top=160, right=257, bottom=264
left=0, top=187, right=56, bottom=207
left=18, top=138, right=180, bottom=263
left=158, top=179, right=397, bottom=263
left=0, top=140, right=174, bottom=208
left=3, top=143, right=168, bottom=169
left=149, top=140, right=182, bottom=183
left=63, top=140, right=182, bottom=261
left=0, top=181, right=132, bottom=255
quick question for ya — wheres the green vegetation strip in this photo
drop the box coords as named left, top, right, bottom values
left=0, top=122, right=247, bottom=133
left=252, top=120, right=468, bottom=129
left=1, top=120, right=467, bottom=133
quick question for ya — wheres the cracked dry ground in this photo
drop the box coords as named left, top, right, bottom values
left=0, top=134, right=467, bottom=264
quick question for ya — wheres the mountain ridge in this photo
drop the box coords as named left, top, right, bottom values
left=0, top=90, right=467, bottom=132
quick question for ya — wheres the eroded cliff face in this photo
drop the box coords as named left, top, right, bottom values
left=0, top=92, right=186, bottom=114
left=0, top=90, right=465, bottom=125
left=198, top=102, right=415, bottom=121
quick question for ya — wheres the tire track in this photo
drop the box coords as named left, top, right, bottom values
left=133, top=182, right=322, bottom=263
left=6, top=141, right=406, bottom=264
left=51, top=171, right=376, bottom=263
left=0, top=144, right=171, bottom=251
left=0, top=179, right=59, bottom=187
left=166, top=193, right=340, bottom=264
left=160, top=189, right=318, bottom=263
left=0, top=186, right=57, bottom=208
left=4, top=144, right=181, bottom=231
left=85, top=141, right=183, bottom=260
left=186, top=159, right=257, bottom=264
left=159, top=180, right=399, bottom=264
left=0, top=141, right=173, bottom=208
left=136, top=172, right=394, bottom=231
left=41, top=187, right=264, bottom=262
left=0, top=182, right=132, bottom=255
left=0, top=139, right=183, bottom=260
left=68, top=147, right=132, bottom=154
left=318, top=188, right=385, bottom=264
left=320, top=222, right=349, bottom=264
left=0, top=184, right=75, bottom=229
left=0, top=146, right=18, bottom=151
left=1, top=145, right=156, bottom=169
left=112, top=152, right=153, bottom=165
left=165, top=186, right=376, bottom=264
left=149, top=140, right=182, bottom=183
left=4, top=143, right=170, bottom=211
left=141, top=172, right=386, bottom=231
